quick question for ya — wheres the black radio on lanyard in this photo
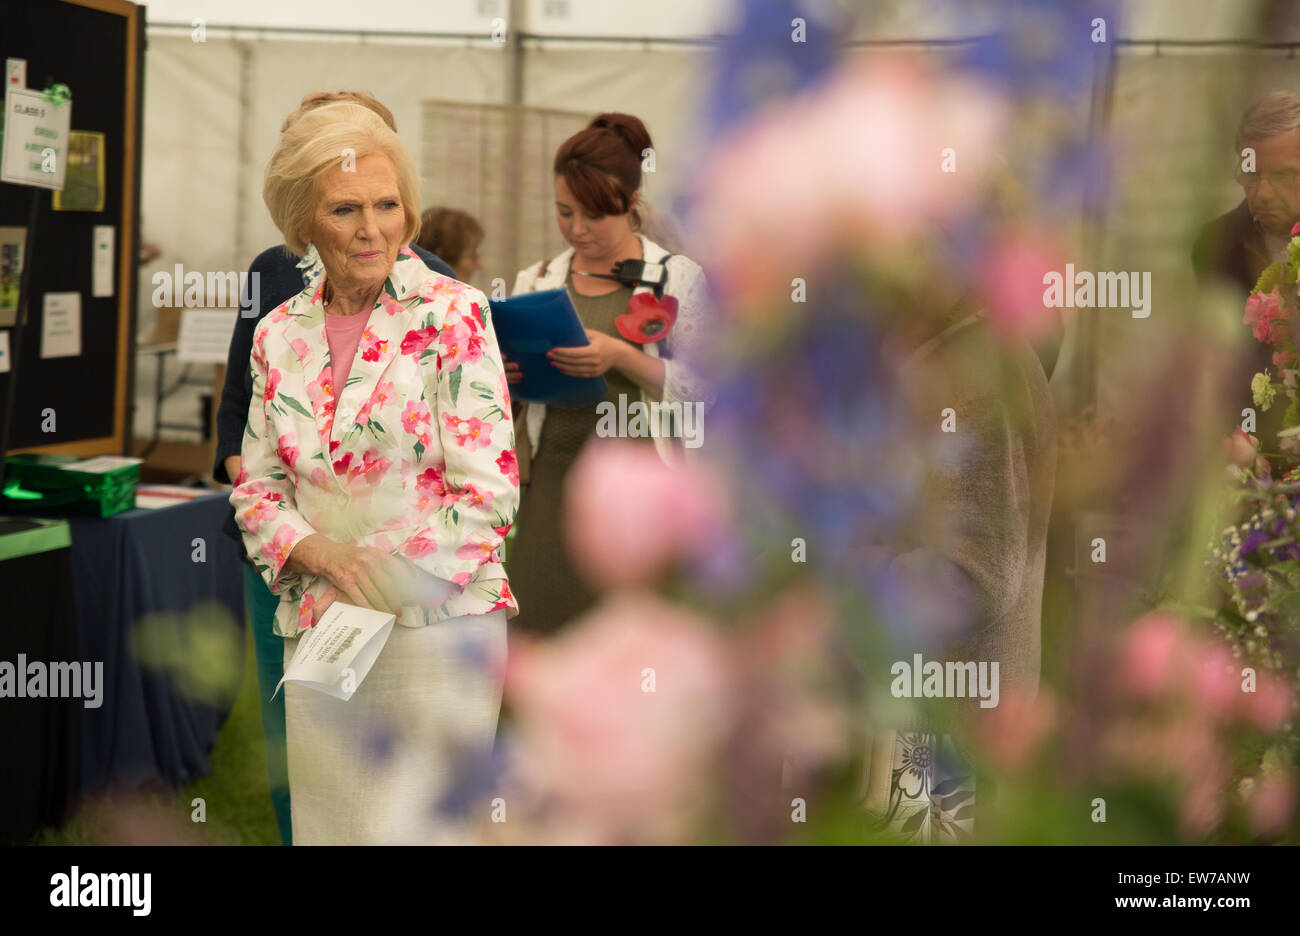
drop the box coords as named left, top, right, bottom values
left=574, top=256, right=674, bottom=299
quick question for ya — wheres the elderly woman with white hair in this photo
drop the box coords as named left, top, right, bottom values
left=230, top=101, right=519, bottom=844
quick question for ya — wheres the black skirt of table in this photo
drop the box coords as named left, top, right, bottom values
left=0, top=522, right=81, bottom=844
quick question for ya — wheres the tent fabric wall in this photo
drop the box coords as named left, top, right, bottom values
left=138, top=37, right=711, bottom=325
left=140, top=36, right=507, bottom=330
left=420, top=101, right=588, bottom=289
left=135, top=35, right=711, bottom=445
left=134, top=17, right=1300, bottom=450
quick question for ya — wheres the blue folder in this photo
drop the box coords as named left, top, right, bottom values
left=489, top=288, right=608, bottom=405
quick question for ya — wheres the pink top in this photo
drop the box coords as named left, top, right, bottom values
left=324, top=309, right=371, bottom=398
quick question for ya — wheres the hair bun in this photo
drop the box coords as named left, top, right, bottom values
left=588, top=112, right=653, bottom=158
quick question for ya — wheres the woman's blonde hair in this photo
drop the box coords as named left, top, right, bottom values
left=262, top=101, right=422, bottom=258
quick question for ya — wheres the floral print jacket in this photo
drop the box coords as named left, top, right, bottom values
left=231, top=247, right=520, bottom=637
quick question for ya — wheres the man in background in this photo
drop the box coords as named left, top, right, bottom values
left=1193, top=91, right=1300, bottom=440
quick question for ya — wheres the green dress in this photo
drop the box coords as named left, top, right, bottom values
left=507, top=269, right=646, bottom=634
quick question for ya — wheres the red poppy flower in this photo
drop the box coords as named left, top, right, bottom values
left=615, top=293, right=678, bottom=344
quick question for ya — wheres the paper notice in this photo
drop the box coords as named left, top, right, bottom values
left=273, top=602, right=396, bottom=701
left=6, top=59, right=26, bottom=91
left=177, top=308, right=237, bottom=364
left=1, top=85, right=72, bottom=190
left=92, top=226, right=113, bottom=297
left=40, top=292, right=80, bottom=358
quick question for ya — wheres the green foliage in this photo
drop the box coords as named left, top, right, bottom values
left=1253, top=261, right=1287, bottom=296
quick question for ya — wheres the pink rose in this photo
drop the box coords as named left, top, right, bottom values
left=1243, top=286, right=1284, bottom=343
left=1222, top=427, right=1260, bottom=469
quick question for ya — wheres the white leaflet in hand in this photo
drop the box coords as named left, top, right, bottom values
left=272, top=602, right=396, bottom=702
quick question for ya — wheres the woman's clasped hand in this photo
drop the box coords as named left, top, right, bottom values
left=295, top=535, right=459, bottom=622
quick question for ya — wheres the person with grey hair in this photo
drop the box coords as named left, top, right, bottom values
left=1194, top=91, right=1300, bottom=295
left=230, top=100, right=520, bottom=844
left=1193, top=91, right=1300, bottom=437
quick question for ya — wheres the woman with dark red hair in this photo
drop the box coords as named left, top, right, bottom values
left=506, top=113, right=711, bottom=635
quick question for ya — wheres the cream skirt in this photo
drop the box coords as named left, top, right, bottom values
left=282, top=610, right=506, bottom=845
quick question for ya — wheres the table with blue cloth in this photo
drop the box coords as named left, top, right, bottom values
left=67, top=491, right=245, bottom=793
left=3, top=491, right=245, bottom=820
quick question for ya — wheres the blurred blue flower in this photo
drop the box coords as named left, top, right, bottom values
left=953, top=0, right=1117, bottom=100
left=706, top=0, right=844, bottom=140
left=434, top=742, right=510, bottom=821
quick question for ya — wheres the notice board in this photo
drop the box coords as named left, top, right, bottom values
left=0, top=0, right=142, bottom=455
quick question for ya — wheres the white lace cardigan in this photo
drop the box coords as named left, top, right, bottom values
left=510, top=234, right=712, bottom=462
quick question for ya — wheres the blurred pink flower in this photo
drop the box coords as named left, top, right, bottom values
left=1180, top=761, right=1227, bottom=839
left=1243, top=286, right=1284, bottom=343
left=1222, top=428, right=1259, bottom=469
left=504, top=593, right=732, bottom=843
left=564, top=439, right=730, bottom=589
left=1244, top=674, right=1296, bottom=731
left=95, top=791, right=208, bottom=845
left=737, top=585, right=836, bottom=671
left=1118, top=611, right=1185, bottom=700
left=972, top=687, right=1058, bottom=774
left=1245, top=771, right=1296, bottom=837
left=732, top=587, right=849, bottom=776
left=975, top=228, right=1068, bottom=342
left=1189, top=642, right=1238, bottom=719
left=691, top=56, right=1007, bottom=305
